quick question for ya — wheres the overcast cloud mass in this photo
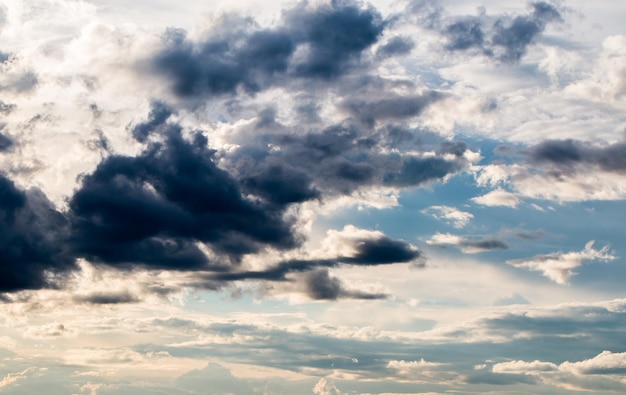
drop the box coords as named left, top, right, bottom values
left=0, top=0, right=624, bottom=393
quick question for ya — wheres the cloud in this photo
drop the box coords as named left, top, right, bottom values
left=313, top=378, right=346, bottom=395
left=224, top=120, right=470, bottom=204
left=493, top=293, right=531, bottom=306
left=560, top=350, right=626, bottom=375
left=150, top=0, right=385, bottom=98
left=341, top=92, right=443, bottom=127
left=421, top=205, right=473, bottom=228
left=492, top=359, right=558, bottom=374
left=68, top=116, right=298, bottom=270
left=471, top=188, right=520, bottom=207
left=375, top=36, right=415, bottom=59
left=203, top=225, right=420, bottom=299
left=426, top=233, right=508, bottom=254
left=506, top=241, right=616, bottom=284
left=0, top=132, right=13, bottom=152
left=491, top=351, right=626, bottom=392
left=527, top=139, right=626, bottom=174
left=0, top=367, right=47, bottom=390
left=304, top=269, right=388, bottom=301
left=386, top=359, right=450, bottom=383
left=0, top=175, right=75, bottom=292
left=23, top=323, right=75, bottom=339
left=474, top=162, right=626, bottom=203
left=176, top=362, right=257, bottom=395
left=73, top=291, right=141, bottom=305
left=436, top=1, right=563, bottom=62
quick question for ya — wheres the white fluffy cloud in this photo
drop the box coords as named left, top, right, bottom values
left=422, top=205, right=473, bottom=228
left=471, top=188, right=520, bottom=207
left=507, top=241, right=616, bottom=284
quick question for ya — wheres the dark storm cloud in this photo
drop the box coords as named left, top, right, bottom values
left=526, top=139, right=626, bottom=173
left=240, top=157, right=320, bottom=205
left=68, top=121, right=297, bottom=270
left=153, top=26, right=294, bottom=97
left=0, top=175, right=75, bottom=292
left=426, top=1, right=562, bottom=62
left=286, top=1, right=385, bottom=79
left=131, top=100, right=173, bottom=142
left=151, top=1, right=385, bottom=98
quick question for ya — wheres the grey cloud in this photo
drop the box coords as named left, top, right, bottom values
left=1, top=71, right=38, bottom=92
left=201, top=232, right=419, bottom=299
left=226, top=121, right=469, bottom=201
left=342, top=91, right=443, bottom=126
left=427, top=233, right=508, bottom=253
left=526, top=139, right=626, bottom=173
left=151, top=1, right=385, bottom=99
left=131, top=100, right=173, bottom=143
left=305, top=269, right=388, bottom=301
left=0, top=100, right=442, bottom=295
left=73, top=291, right=141, bottom=305
left=464, top=371, right=538, bottom=385
left=464, top=238, right=509, bottom=251
left=504, top=228, right=545, bottom=241
left=152, top=25, right=294, bottom=97
left=376, top=36, right=415, bottom=59
left=240, top=157, right=320, bottom=205
left=425, top=1, right=562, bottom=62
left=286, top=1, right=385, bottom=79
left=343, top=235, right=421, bottom=265
left=445, top=17, right=485, bottom=51
left=68, top=122, right=297, bottom=270
left=0, top=175, right=75, bottom=292
left=0, top=100, right=15, bottom=114
left=0, top=132, right=13, bottom=151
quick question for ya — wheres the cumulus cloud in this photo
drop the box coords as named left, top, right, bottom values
left=506, top=241, right=616, bottom=284
left=471, top=188, right=520, bottom=207
left=421, top=205, right=473, bottom=228
left=492, top=359, right=558, bottom=374
left=313, top=378, right=346, bottom=395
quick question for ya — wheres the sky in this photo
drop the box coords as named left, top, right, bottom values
left=0, top=0, right=625, bottom=394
